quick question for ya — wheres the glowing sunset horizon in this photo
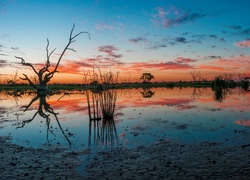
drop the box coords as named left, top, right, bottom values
left=0, top=1, right=249, bottom=84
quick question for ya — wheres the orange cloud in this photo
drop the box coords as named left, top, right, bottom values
left=57, top=60, right=92, bottom=74
left=236, top=40, right=250, bottom=48
left=124, top=61, right=194, bottom=71
left=214, top=58, right=248, bottom=69
left=197, top=56, right=250, bottom=75
left=174, top=57, right=197, bottom=64
left=16, top=51, right=250, bottom=84
left=197, top=65, right=225, bottom=71
left=35, top=57, right=123, bottom=77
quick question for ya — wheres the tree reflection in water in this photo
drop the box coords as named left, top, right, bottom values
left=191, top=88, right=203, bottom=99
left=86, top=89, right=118, bottom=149
left=212, top=87, right=234, bottom=102
left=241, top=79, right=249, bottom=92
left=140, top=88, right=155, bottom=98
left=16, top=93, right=72, bottom=147
left=213, top=86, right=250, bottom=102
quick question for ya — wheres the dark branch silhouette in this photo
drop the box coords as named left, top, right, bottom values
left=15, top=24, right=90, bottom=95
left=190, top=70, right=202, bottom=82
left=17, top=94, right=72, bottom=147
left=241, top=76, right=250, bottom=92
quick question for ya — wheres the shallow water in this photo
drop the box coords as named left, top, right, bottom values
left=0, top=87, right=249, bottom=151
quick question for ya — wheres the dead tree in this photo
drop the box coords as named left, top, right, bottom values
left=15, top=24, right=90, bottom=95
left=223, top=73, right=233, bottom=82
left=190, top=70, right=202, bottom=82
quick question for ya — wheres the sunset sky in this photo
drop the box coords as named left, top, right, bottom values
left=0, top=0, right=250, bottom=83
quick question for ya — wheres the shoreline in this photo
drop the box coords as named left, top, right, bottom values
left=1, top=136, right=250, bottom=179
left=1, top=80, right=248, bottom=91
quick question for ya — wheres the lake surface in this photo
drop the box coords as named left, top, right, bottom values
left=0, top=87, right=250, bottom=151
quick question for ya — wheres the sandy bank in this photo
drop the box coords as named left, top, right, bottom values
left=0, top=136, right=86, bottom=179
left=1, top=136, right=250, bottom=179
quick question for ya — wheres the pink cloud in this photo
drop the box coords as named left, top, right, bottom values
left=197, top=65, right=225, bottom=71
left=96, top=24, right=114, bottom=30
left=34, top=56, right=123, bottom=75
left=197, top=56, right=250, bottom=73
left=56, top=60, right=93, bottom=74
left=125, top=61, right=194, bottom=71
left=236, top=40, right=250, bottom=48
left=214, top=58, right=243, bottom=67
left=162, top=19, right=172, bottom=28
left=174, top=57, right=197, bottom=64
left=129, top=37, right=147, bottom=44
left=157, top=7, right=167, bottom=18
left=98, top=45, right=122, bottom=59
left=98, top=45, right=118, bottom=54
left=152, top=6, right=207, bottom=28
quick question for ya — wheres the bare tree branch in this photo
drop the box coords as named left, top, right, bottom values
left=46, top=106, right=72, bottom=146
left=15, top=56, right=39, bottom=75
left=67, top=48, right=76, bottom=52
left=46, top=38, right=56, bottom=69
left=16, top=111, right=39, bottom=129
left=20, top=74, right=39, bottom=90
left=20, top=95, right=40, bottom=112
left=50, top=23, right=90, bottom=76
left=190, top=71, right=202, bottom=82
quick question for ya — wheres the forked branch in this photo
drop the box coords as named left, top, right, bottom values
left=19, top=74, right=39, bottom=90
left=46, top=38, right=56, bottom=69
left=51, top=23, right=91, bottom=75
left=20, top=95, right=40, bottom=112
left=15, top=56, right=39, bottom=75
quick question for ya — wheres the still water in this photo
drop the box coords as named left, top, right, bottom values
left=0, top=87, right=249, bottom=151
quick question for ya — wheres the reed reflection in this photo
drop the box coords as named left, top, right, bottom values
left=86, top=89, right=118, bottom=148
left=16, top=92, right=72, bottom=147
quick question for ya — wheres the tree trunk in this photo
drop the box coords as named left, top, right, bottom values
left=37, top=81, right=48, bottom=96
